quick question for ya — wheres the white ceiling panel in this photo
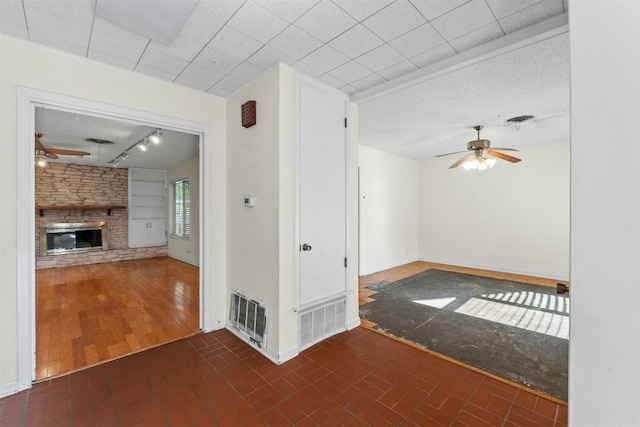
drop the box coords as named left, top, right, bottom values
left=430, top=0, right=497, bottom=40
left=207, top=27, right=263, bottom=61
left=226, top=1, right=289, bottom=44
left=485, top=0, right=543, bottom=19
left=294, top=0, right=357, bottom=43
left=408, top=0, right=470, bottom=21
left=268, top=25, right=324, bottom=60
left=448, top=22, right=503, bottom=53
left=193, top=46, right=243, bottom=74
left=134, top=64, right=177, bottom=82
left=299, top=44, right=349, bottom=73
left=4, top=0, right=568, bottom=165
left=247, top=45, right=296, bottom=69
left=332, top=0, right=395, bottom=21
left=362, top=0, right=426, bottom=42
left=0, top=0, right=29, bottom=38
left=87, top=49, right=137, bottom=70
left=255, top=0, right=320, bottom=22
left=138, top=48, right=189, bottom=76
left=177, top=0, right=243, bottom=44
left=357, top=44, right=405, bottom=72
left=178, top=63, right=224, bottom=88
left=388, top=23, right=445, bottom=58
left=499, top=0, right=565, bottom=34
left=328, top=24, right=384, bottom=59
left=328, top=60, right=373, bottom=84
left=410, top=43, right=457, bottom=67
left=378, top=60, right=419, bottom=80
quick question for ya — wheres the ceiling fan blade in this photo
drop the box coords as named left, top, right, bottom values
left=45, top=148, right=91, bottom=157
left=449, top=153, right=475, bottom=169
left=45, top=151, right=59, bottom=159
left=487, top=149, right=521, bottom=163
left=435, top=150, right=467, bottom=158
left=489, top=147, right=519, bottom=151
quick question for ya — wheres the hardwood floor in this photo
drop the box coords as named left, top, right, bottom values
left=36, top=257, right=199, bottom=381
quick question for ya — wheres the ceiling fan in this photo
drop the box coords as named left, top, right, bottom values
left=437, top=126, right=521, bottom=170
left=35, top=132, right=90, bottom=159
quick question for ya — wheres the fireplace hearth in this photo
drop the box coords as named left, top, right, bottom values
left=40, top=222, right=108, bottom=256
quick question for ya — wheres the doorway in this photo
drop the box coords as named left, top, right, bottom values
left=16, top=88, right=214, bottom=388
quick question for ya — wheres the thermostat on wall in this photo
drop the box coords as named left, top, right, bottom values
left=243, top=196, right=255, bottom=207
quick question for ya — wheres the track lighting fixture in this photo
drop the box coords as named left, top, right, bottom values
left=106, top=128, right=162, bottom=167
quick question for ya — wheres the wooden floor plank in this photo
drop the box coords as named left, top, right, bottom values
left=36, top=256, right=199, bottom=380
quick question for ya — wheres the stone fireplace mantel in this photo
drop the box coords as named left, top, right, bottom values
left=36, top=204, right=127, bottom=217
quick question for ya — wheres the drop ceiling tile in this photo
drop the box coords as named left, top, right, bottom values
left=294, top=0, right=357, bottom=43
left=298, top=44, right=350, bottom=73
left=408, top=0, right=470, bottom=21
left=93, top=17, right=149, bottom=43
left=332, top=0, right=395, bottom=21
left=138, top=48, right=189, bottom=75
left=206, top=27, right=263, bottom=61
left=485, top=0, right=542, bottom=19
left=268, top=25, right=323, bottom=60
left=148, top=36, right=202, bottom=62
left=178, top=63, right=225, bottom=88
left=499, top=0, right=565, bottom=34
left=318, top=73, right=346, bottom=88
left=24, top=0, right=94, bottom=25
left=410, top=43, right=456, bottom=68
left=340, top=84, right=359, bottom=95
left=328, top=24, right=384, bottom=58
left=247, top=45, right=296, bottom=69
left=430, top=0, right=496, bottom=40
left=88, top=49, right=137, bottom=70
left=356, top=44, right=405, bottom=72
left=232, top=61, right=266, bottom=81
left=207, top=86, right=232, bottom=97
left=0, top=0, right=28, bottom=39
left=362, top=0, right=426, bottom=42
left=213, top=74, right=247, bottom=93
left=327, top=60, right=373, bottom=84
left=378, top=60, right=419, bottom=80
left=255, top=0, right=320, bottom=22
left=388, top=22, right=445, bottom=58
left=25, top=8, right=92, bottom=49
left=29, top=29, right=87, bottom=56
left=134, top=64, right=178, bottom=82
left=89, top=25, right=148, bottom=64
left=193, top=46, right=243, bottom=74
left=449, top=22, right=503, bottom=52
left=174, top=75, right=215, bottom=92
left=291, top=61, right=323, bottom=78
left=226, top=1, right=289, bottom=44
left=351, top=73, right=386, bottom=90
left=178, top=0, right=244, bottom=44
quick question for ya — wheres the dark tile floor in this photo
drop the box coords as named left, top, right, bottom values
left=0, top=327, right=567, bottom=426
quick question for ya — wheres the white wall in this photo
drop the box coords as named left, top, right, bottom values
left=226, top=64, right=293, bottom=358
left=167, top=156, right=200, bottom=266
left=358, top=145, right=419, bottom=275
left=569, top=1, right=640, bottom=424
left=0, top=35, right=227, bottom=395
left=418, top=141, right=570, bottom=280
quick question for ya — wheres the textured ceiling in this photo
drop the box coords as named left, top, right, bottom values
left=1, top=0, right=570, bottom=163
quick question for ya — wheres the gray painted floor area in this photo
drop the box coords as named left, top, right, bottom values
left=359, top=269, right=569, bottom=401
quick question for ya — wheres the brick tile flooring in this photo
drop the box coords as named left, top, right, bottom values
left=0, top=328, right=567, bottom=426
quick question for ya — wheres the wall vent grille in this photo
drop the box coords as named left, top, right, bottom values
left=230, top=292, right=266, bottom=347
left=299, top=298, right=346, bottom=350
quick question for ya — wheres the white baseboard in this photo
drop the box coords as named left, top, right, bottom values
left=168, top=254, right=199, bottom=267
left=347, top=317, right=361, bottom=330
left=0, top=380, right=19, bottom=399
left=224, top=325, right=299, bottom=365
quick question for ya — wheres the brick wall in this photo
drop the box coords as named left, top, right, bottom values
left=35, top=163, right=167, bottom=269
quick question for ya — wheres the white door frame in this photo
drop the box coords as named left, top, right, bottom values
left=16, top=87, right=214, bottom=390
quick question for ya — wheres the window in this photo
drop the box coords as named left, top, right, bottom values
left=172, top=178, right=190, bottom=238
